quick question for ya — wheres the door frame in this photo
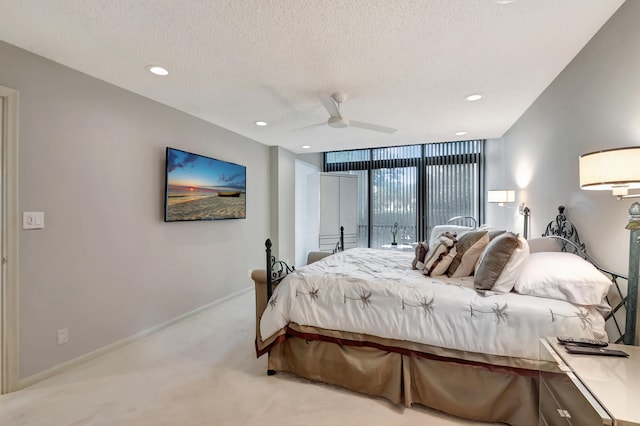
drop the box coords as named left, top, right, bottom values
left=0, top=85, right=19, bottom=394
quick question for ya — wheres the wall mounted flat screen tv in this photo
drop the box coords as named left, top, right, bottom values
left=165, top=147, right=246, bottom=221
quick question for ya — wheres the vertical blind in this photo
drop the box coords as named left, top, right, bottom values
left=325, top=140, right=484, bottom=248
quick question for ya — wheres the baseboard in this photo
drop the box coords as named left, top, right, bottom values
left=16, top=286, right=252, bottom=390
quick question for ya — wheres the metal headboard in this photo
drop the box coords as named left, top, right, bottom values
left=264, top=239, right=294, bottom=301
left=542, top=206, right=632, bottom=345
left=447, top=216, right=478, bottom=228
left=265, top=227, right=343, bottom=301
left=542, top=205, right=585, bottom=252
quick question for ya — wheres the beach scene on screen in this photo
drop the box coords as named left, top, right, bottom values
left=166, top=149, right=246, bottom=221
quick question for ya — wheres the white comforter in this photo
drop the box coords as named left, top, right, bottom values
left=260, top=248, right=608, bottom=361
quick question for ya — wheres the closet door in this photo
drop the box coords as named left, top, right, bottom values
left=319, top=174, right=340, bottom=236
left=339, top=175, right=358, bottom=249
left=319, top=173, right=358, bottom=251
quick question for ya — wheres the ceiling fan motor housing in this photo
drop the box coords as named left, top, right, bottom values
left=328, top=116, right=349, bottom=128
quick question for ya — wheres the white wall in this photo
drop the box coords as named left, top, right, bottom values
left=484, top=137, right=522, bottom=231
left=296, top=152, right=323, bottom=170
left=485, top=0, right=640, bottom=275
left=484, top=0, right=640, bottom=344
left=0, top=41, right=270, bottom=380
left=294, top=159, right=320, bottom=267
left=269, top=146, right=296, bottom=265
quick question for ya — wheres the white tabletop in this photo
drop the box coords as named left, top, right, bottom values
left=547, top=338, right=640, bottom=426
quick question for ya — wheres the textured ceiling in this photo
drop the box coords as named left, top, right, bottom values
left=0, top=0, right=625, bottom=153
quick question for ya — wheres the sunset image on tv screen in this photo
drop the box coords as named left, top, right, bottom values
left=165, top=148, right=246, bottom=221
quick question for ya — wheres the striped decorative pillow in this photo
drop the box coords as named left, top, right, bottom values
left=421, top=232, right=457, bottom=276
left=412, top=241, right=429, bottom=269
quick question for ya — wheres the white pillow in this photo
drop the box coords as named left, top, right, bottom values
left=514, top=252, right=612, bottom=305
left=491, top=235, right=530, bottom=293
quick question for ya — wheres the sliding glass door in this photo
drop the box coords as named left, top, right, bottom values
left=424, top=140, right=482, bottom=237
left=325, top=140, right=484, bottom=246
left=369, top=145, right=420, bottom=248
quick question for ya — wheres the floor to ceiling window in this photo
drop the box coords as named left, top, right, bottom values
left=325, top=140, right=484, bottom=248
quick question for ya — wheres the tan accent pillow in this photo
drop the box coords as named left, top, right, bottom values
left=477, top=226, right=505, bottom=240
left=412, top=241, right=429, bottom=269
left=448, top=231, right=490, bottom=278
left=491, top=235, right=529, bottom=293
left=487, top=229, right=506, bottom=240
left=422, top=232, right=457, bottom=276
left=474, top=232, right=520, bottom=290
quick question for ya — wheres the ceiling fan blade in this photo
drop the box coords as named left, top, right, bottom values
left=293, top=121, right=327, bottom=132
left=320, top=96, right=341, bottom=118
left=349, top=120, right=397, bottom=134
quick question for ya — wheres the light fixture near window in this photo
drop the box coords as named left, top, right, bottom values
left=579, top=145, right=640, bottom=344
left=487, top=189, right=515, bottom=206
left=488, top=189, right=530, bottom=238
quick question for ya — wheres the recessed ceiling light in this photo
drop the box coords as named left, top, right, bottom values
left=455, top=131, right=468, bottom=136
left=465, top=94, right=483, bottom=101
left=255, top=121, right=268, bottom=127
left=301, top=145, right=311, bottom=149
left=147, top=65, right=168, bottom=76
left=496, top=0, right=517, bottom=4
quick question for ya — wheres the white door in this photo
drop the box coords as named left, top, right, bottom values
left=0, top=85, right=18, bottom=393
left=339, top=175, right=358, bottom=236
left=0, top=94, right=4, bottom=392
left=319, top=174, right=341, bottom=235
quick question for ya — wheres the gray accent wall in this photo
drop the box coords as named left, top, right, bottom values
left=485, top=0, right=640, bottom=275
left=0, top=41, right=270, bottom=379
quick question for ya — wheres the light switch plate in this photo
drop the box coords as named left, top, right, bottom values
left=23, top=212, right=45, bottom=229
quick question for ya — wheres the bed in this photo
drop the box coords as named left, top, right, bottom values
left=252, top=208, right=633, bottom=425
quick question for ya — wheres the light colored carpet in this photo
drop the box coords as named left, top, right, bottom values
left=0, top=289, right=500, bottom=425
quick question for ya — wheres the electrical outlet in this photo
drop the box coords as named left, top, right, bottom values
left=57, top=328, right=68, bottom=345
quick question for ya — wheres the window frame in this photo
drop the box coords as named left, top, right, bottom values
left=325, top=140, right=485, bottom=246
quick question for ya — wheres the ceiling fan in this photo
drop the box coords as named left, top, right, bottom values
left=296, top=92, right=397, bottom=134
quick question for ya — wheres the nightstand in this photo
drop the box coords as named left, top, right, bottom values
left=539, top=337, right=640, bottom=425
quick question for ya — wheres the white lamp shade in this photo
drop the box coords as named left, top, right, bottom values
left=488, top=189, right=515, bottom=204
left=579, top=147, right=640, bottom=191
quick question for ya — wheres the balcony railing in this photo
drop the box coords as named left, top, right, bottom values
left=357, top=224, right=417, bottom=248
